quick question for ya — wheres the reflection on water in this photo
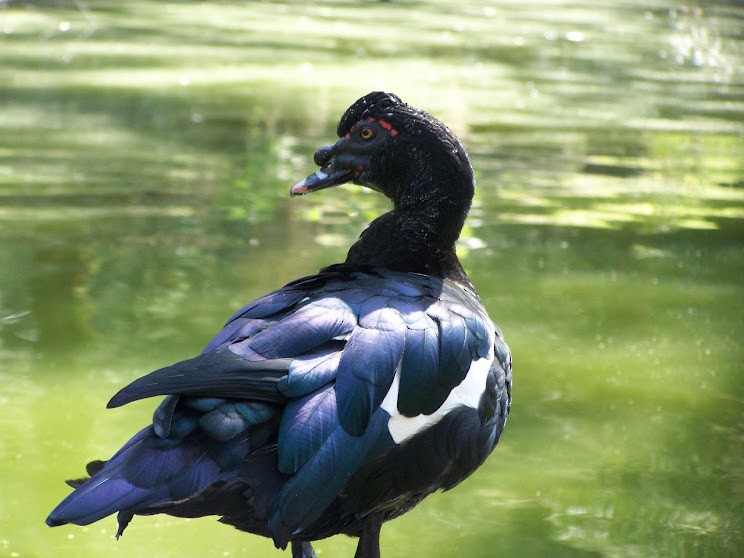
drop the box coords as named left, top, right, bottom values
left=1, top=1, right=742, bottom=557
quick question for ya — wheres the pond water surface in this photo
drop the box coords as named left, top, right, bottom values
left=1, top=1, right=743, bottom=557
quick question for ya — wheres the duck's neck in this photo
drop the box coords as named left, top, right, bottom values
left=345, top=191, right=472, bottom=284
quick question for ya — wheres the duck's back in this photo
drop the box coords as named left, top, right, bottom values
left=48, top=264, right=511, bottom=548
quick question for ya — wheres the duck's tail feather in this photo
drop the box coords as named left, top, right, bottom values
left=45, top=426, right=225, bottom=536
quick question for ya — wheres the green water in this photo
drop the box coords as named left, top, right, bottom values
left=1, top=1, right=743, bottom=557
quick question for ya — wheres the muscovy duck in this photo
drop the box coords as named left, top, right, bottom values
left=46, top=91, right=512, bottom=558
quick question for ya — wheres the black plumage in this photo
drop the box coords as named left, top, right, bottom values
left=46, top=91, right=512, bottom=558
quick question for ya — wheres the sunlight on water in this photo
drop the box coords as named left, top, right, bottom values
left=1, top=1, right=743, bottom=557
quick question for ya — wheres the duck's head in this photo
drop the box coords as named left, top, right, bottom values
left=290, top=91, right=474, bottom=211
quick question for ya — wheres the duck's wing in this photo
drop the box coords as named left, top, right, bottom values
left=259, top=267, right=497, bottom=544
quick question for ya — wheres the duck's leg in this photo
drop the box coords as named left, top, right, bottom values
left=354, top=521, right=382, bottom=558
left=291, top=541, right=317, bottom=558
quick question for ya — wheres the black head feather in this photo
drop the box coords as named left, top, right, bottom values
left=336, top=91, right=404, bottom=137
left=337, top=91, right=473, bottom=201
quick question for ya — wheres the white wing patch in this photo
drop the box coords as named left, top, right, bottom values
left=380, top=345, right=495, bottom=445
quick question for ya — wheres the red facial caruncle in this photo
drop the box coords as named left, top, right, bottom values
left=350, top=117, right=399, bottom=139
left=375, top=118, right=399, bottom=137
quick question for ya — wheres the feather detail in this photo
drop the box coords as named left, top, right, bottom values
left=108, top=348, right=291, bottom=408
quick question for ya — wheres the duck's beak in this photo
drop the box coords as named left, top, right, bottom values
left=289, top=167, right=354, bottom=196
left=289, top=143, right=354, bottom=196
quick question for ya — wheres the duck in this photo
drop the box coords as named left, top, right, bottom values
left=46, top=91, right=512, bottom=558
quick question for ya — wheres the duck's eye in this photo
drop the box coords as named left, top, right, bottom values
left=359, top=127, right=375, bottom=141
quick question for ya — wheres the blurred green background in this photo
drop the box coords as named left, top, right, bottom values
left=1, top=1, right=743, bottom=557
